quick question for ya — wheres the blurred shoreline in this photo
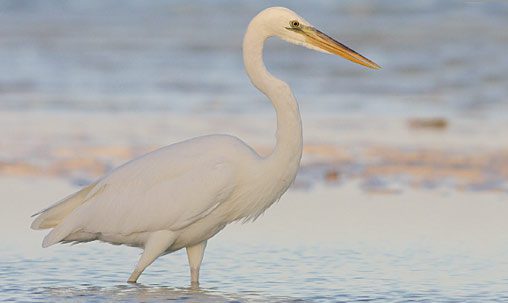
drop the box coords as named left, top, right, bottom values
left=2, top=110, right=506, bottom=194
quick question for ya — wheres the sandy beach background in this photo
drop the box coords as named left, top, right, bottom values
left=1, top=1, right=507, bottom=302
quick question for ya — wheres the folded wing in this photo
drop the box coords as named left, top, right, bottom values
left=34, top=142, right=237, bottom=247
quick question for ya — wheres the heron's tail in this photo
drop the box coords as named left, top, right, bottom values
left=42, top=221, right=78, bottom=248
left=30, top=182, right=97, bottom=230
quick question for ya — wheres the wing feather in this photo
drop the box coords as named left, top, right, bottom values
left=44, top=159, right=235, bottom=246
left=84, top=160, right=234, bottom=234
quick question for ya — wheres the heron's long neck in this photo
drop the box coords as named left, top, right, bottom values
left=243, top=25, right=303, bottom=177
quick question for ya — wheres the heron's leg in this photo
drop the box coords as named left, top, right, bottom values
left=128, top=230, right=176, bottom=283
left=186, top=240, right=207, bottom=286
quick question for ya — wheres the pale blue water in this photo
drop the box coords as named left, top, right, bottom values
left=3, top=242, right=508, bottom=302
left=0, top=0, right=507, bottom=118
left=2, top=180, right=508, bottom=303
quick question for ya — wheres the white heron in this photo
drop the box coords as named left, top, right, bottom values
left=31, top=6, right=379, bottom=285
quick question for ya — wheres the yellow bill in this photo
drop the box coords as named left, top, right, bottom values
left=289, top=25, right=381, bottom=69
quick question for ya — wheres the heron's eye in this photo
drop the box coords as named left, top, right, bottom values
left=289, top=20, right=300, bottom=28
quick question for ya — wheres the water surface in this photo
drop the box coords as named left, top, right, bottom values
left=2, top=179, right=508, bottom=302
left=0, top=0, right=507, bottom=118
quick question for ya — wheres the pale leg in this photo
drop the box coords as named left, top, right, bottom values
left=128, top=230, right=176, bottom=283
left=186, top=240, right=207, bottom=286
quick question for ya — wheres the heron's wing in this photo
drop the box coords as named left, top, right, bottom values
left=86, top=160, right=234, bottom=233
left=41, top=150, right=236, bottom=247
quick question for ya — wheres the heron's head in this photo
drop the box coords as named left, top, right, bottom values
left=255, top=7, right=380, bottom=69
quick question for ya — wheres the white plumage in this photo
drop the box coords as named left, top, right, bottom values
left=31, top=6, right=378, bottom=284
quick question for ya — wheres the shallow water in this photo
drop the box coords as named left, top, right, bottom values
left=3, top=242, right=508, bottom=302
left=2, top=179, right=508, bottom=302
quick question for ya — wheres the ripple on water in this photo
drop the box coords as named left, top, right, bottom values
left=2, top=242, right=508, bottom=302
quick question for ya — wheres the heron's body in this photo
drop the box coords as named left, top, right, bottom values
left=31, top=6, right=378, bottom=284
left=37, top=134, right=299, bottom=249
